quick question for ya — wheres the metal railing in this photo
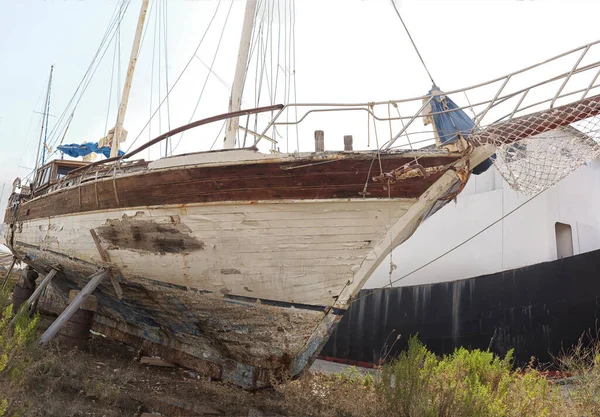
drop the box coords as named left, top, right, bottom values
left=249, top=39, right=600, bottom=151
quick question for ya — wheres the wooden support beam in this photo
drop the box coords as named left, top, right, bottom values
left=28, top=297, right=41, bottom=319
left=39, top=269, right=108, bottom=346
left=1, top=257, right=16, bottom=290
left=10, top=269, right=57, bottom=326
left=90, top=229, right=123, bottom=300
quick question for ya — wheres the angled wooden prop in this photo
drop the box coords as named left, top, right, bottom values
left=39, top=269, right=109, bottom=346
left=10, top=268, right=57, bottom=326
left=1, top=257, right=17, bottom=290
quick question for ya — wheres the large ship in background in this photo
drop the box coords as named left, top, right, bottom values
left=3, top=0, right=600, bottom=388
left=323, top=159, right=600, bottom=367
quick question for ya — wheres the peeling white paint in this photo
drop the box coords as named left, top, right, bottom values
left=12, top=199, right=415, bottom=306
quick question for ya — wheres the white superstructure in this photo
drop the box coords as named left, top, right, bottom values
left=367, top=160, right=600, bottom=288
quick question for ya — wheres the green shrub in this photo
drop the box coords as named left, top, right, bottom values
left=377, top=335, right=438, bottom=416
left=376, top=335, right=558, bottom=417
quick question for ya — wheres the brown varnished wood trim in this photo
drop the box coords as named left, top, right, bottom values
left=15, top=153, right=460, bottom=221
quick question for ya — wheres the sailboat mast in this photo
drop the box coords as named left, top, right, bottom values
left=224, top=0, right=257, bottom=149
left=111, top=0, right=150, bottom=158
left=34, top=65, right=54, bottom=170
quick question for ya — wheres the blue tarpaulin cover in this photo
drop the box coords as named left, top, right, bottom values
left=58, top=142, right=124, bottom=159
left=428, top=86, right=493, bottom=175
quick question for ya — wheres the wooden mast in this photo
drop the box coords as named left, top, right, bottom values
left=34, top=65, right=54, bottom=171
left=110, top=0, right=150, bottom=158
left=224, top=0, right=258, bottom=149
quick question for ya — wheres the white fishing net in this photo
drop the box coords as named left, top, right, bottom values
left=469, top=98, right=600, bottom=195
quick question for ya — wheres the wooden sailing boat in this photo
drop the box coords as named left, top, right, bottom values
left=4, top=1, right=600, bottom=388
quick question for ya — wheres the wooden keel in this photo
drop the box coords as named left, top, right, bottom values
left=40, top=269, right=108, bottom=345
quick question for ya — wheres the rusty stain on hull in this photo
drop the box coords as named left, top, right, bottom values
left=96, top=212, right=205, bottom=254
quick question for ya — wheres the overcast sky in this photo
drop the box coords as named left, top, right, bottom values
left=1, top=0, right=600, bottom=212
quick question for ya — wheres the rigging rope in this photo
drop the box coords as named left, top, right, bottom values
left=124, top=0, right=223, bottom=154
left=41, top=68, right=54, bottom=166
left=349, top=189, right=544, bottom=307
left=291, top=0, right=299, bottom=152
left=248, top=0, right=265, bottom=138
left=46, top=0, right=131, bottom=153
left=389, top=0, right=436, bottom=86
left=387, top=190, right=543, bottom=287
left=149, top=0, right=158, bottom=148
left=169, top=0, right=234, bottom=156
left=103, top=33, right=119, bottom=137
left=157, top=0, right=163, bottom=156
left=252, top=10, right=264, bottom=136
left=163, top=0, right=172, bottom=156
left=251, top=0, right=298, bottom=152
left=15, top=87, right=46, bottom=177
left=47, top=0, right=131, bottom=163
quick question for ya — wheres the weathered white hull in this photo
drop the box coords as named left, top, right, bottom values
left=13, top=199, right=414, bottom=306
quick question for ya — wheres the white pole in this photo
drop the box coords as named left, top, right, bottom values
left=224, top=0, right=257, bottom=149
left=111, top=0, right=150, bottom=158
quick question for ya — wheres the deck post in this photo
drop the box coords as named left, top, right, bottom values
left=39, top=269, right=108, bottom=346
left=315, top=130, right=325, bottom=152
left=10, top=269, right=57, bottom=326
left=344, top=135, right=353, bottom=151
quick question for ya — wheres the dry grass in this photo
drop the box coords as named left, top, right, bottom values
left=0, top=283, right=137, bottom=417
left=277, top=368, right=384, bottom=417
left=14, top=346, right=138, bottom=417
left=553, top=330, right=600, bottom=417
